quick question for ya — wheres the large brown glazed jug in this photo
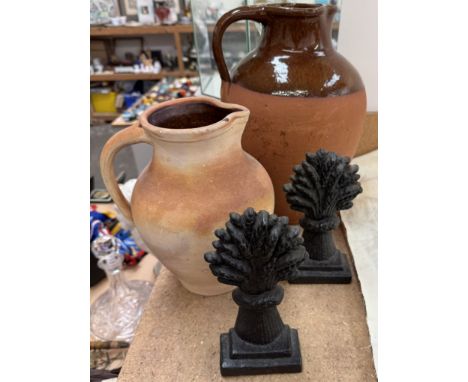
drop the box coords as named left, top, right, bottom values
left=213, top=3, right=366, bottom=223
left=100, top=97, right=274, bottom=296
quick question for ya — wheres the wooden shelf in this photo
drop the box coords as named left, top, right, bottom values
left=92, top=112, right=119, bottom=117
left=90, top=71, right=198, bottom=82
left=90, top=22, right=253, bottom=37
left=91, top=112, right=120, bottom=123
left=91, top=24, right=193, bottom=37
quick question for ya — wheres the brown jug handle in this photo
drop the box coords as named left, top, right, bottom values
left=100, top=122, right=151, bottom=223
left=212, top=6, right=269, bottom=82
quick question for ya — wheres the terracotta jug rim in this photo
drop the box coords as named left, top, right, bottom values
left=138, top=96, right=249, bottom=143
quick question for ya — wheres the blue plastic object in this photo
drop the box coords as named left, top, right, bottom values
left=124, top=93, right=141, bottom=109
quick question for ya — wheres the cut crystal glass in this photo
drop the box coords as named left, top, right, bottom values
left=90, top=235, right=153, bottom=342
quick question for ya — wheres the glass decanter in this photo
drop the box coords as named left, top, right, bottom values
left=90, top=234, right=153, bottom=342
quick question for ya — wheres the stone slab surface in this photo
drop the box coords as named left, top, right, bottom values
left=118, top=225, right=376, bottom=381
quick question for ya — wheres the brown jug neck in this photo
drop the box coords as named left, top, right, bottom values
left=258, top=5, right=336, bottom=52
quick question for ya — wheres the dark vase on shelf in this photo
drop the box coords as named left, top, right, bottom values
left=213, top=3, right=366, bottom=224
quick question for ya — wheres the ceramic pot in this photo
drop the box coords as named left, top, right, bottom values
left=213, top=3, right=366, bottom=223
left=100, top=97, right=274, bottom=296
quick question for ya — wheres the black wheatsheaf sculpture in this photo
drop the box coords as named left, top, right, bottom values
left=284, top=149, right=362, bottom=284
left=205, top=207, right=306, bottom=376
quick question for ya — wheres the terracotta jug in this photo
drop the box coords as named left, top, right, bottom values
left=213, top=3, right=366, bottom=223
left=100, top=97, right=274, bottom=296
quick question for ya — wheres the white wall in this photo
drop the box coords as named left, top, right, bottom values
left=338, top=0, right=378, bottom=111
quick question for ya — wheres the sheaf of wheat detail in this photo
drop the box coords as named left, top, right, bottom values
left=283, top=149, right=363, bottom=225
left=205, top=208, right=305, bottom=375
left=204, top=208, right=306, bottom=295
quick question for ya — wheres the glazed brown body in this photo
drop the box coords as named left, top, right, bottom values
left=100, top=97, right=274, bottom=296
left=213, top=3, right=366, bottom=223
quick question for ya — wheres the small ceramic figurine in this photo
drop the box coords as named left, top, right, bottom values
left=153, top=60, right=162, bottom=73
left=205, top=208, right=306, bottom=376
left=92, top=58, right=103, bottom=73
left=139, top=51, right=153, bottom=69
left=284, top=149, right=362, bottom=284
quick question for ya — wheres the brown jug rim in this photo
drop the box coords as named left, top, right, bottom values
left=138, top=96, right=249, bottom=143
left=257, top=3, right=335, bottom=17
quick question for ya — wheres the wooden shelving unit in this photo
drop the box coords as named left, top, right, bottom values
left=90, top=24, right=197, bottom=82
left=91, top=24, right=200, bottom=123
left=90, top=71, right=198, bottom=82
left=90, top=22, right=256, bottom=83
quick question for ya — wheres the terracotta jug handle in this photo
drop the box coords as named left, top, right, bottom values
left=100, top=123, right=151, bottom=223
left=212, top=6, right=269, bottom=82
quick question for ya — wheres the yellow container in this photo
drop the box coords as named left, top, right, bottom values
left=91, top=91, right=117, bottom=113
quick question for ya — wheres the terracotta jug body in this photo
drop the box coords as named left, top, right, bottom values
left=100, top=97, right=274, bottom=296
left=213, top=3, right=366, bottom=223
